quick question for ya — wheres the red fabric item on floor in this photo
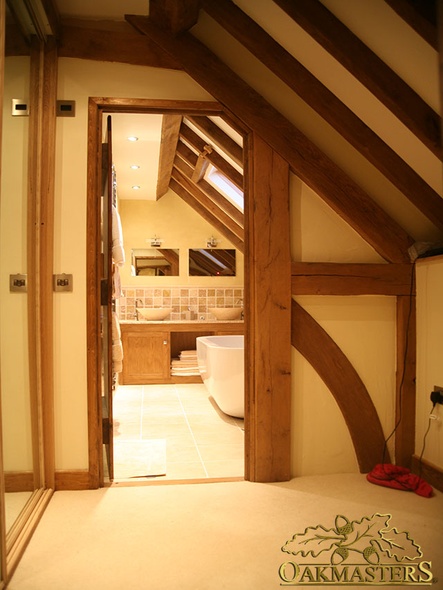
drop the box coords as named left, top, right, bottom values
left=367, top=464, right=433, bottom=498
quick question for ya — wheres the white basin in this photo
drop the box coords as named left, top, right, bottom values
left=209, top=307, right=243, bottom=321
left=137, top=307, right=172, bottom=321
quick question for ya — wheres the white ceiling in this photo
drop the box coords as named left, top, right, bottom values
left=109, top=113, right=162, bottom=201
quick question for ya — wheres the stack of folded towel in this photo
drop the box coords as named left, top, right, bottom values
left=170, top=350, right=200, bottom=376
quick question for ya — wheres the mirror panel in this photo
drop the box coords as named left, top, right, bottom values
left=189, top=249, right=236, bottom=276
left=0, top=54, right=35, bottom=540
left=131, top=248, right=180, bottom=276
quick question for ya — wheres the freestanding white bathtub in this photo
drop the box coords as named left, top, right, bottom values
left=196, top=335, right=244, bottom=418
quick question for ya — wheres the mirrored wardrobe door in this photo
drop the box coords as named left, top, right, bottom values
left=0, top=50, right=36, bottom=542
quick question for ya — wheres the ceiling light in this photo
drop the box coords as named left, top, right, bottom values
left=127, top=136, right=138, bottom=142
left=130, top=165, right=140, bottom=169
left=132, top=185, right=141, bottom=190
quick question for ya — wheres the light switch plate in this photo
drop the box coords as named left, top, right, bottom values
left=10, top=274, right=27, bottom=292
left=53, top=273, right=73, bottom=292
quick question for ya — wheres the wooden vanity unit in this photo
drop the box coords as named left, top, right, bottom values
left=120, top=321, right=244, bottom=385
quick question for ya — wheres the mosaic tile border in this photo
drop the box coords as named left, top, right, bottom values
left=118, top=286, right=244, bottom=321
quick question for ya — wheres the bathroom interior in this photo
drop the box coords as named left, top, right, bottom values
left=107, top=112, right=246, bottom=482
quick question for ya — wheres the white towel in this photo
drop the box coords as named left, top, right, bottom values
left=112, top=311, right=121, bottom=341
left=112, top=205, right=125, bottom=266
left=112, top=342, right=123, bottom=363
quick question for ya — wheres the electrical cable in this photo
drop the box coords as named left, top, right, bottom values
left=417, top=402, right=437, bottom=479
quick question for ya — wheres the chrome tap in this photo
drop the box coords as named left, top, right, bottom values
left=135, top=298, right=143, bottom=320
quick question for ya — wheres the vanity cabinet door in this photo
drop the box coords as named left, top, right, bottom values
left=121, top=330, right=170, bottom=384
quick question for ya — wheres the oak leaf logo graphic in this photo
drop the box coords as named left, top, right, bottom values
left=281, top=513, right=422, bottom=565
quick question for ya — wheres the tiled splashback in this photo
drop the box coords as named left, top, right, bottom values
left=118, top=286, right=244, bottom=321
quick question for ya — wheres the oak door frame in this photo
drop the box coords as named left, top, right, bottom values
left=86, top=97, right=292, bottom=487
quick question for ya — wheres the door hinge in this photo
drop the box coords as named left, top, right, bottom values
left=101, top=279, right=109, bottom=305
left=102, top=418, right=111, bottom=445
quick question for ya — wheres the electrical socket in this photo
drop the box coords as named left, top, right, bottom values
left=430, top=386, right=443, bottom=405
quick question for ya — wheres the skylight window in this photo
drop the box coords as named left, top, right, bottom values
left=205, top=165, right=243, bottom=212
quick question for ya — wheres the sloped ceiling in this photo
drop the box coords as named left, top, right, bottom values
left=6, top=0, right=443, bottom=262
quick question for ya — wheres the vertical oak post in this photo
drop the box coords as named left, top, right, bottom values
left=245, top=133, right=291, bottom=482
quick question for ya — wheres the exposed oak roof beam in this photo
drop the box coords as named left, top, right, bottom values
left=384, top=0, right=437, bottom=48
left=203, top=0, right=443, bottom=230
left=149, top=0, right=200, bottom=35
left=173, top=156, right=244, bottom=230
left=169, top=176, right=244, bottom=252
left=273, top=0, right=441, bottom=159
left=187, top=115, right=243, bottom=166
left=58, top=19, right=180, bottom=69
left=125, top=14, right=413, bottom=263
left=179, top=122, right=243, bottom=190
left=156, top=114, right=182, bottom=199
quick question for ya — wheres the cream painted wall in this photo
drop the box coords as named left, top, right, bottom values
left=54, top=59, right=213, bottom=470
left=416, top=257, right=443, bottom=471
left=291, top=295, right=396, bottom=475
left=118, top=192, right=244, bottom=287
left=0, top=57, right=33, bottom=471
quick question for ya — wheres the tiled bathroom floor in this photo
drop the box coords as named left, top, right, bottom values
left=112, top=383, right=244, bottom=481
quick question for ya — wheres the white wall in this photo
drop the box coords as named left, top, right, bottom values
left=416, top=257, right=443, bottom=470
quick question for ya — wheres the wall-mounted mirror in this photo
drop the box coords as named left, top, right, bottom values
left=189, top=249, right=236, bottom=276
left=131, top=248, right=179, bottom=276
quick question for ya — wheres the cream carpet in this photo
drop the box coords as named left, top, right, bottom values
left=8, top=474, right=443, bottom=590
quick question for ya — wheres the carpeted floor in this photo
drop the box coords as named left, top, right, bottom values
left=8, top=474, right=443, bottom=589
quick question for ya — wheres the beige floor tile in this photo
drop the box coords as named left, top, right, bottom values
left=197, top=443, right=244, bottom=462
left=113, top=384, right=244, bottom=481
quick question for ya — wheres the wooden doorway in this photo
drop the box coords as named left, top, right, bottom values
left=86, top=97, right=292, bottom=487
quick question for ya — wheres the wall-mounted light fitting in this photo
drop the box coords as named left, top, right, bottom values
left=150, top=235, right=162, bottom=247
left=207, top=236, right=218, bottom=248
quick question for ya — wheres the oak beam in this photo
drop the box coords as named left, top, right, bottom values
left=187, top=115, right=243, bottom=167
left=175, top=143, right=244, bottom=226
left=179, top=123, right=243, bottom=190
left=125, top=15, right=413, bottom=263
left=291, top=262, right=414, bottom=296
left=203, top=0, right=443, bottom=230
left=291, top=300, right=389, bottom=473
left=384, top=0, right=437, bottom=49
left=273, top=0, right=441, bottom=159
left=172, top=162, right=244, bottom=237
left=28, top=38, right=58, bottom=489
left=156, top=114, right=182, bottom=199
left=169, top=177, right=244, bottom=252
left=394, top=294, right=416, bottom=467
left=245, top=135, right=291, bottom=482
left=149, top=0, right=200, bottom=35
left=58, top=19, right=181, bottom=69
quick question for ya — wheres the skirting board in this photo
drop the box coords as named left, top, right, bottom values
left=55, top=470, right=93, bottom=490
left=411, top=455, right=443, bottom=493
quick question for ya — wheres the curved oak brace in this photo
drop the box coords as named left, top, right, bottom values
left=291, top=300, right=389, bottom=473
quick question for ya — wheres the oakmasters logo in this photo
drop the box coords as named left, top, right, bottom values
left=279, top=514, right=435, bottom=586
